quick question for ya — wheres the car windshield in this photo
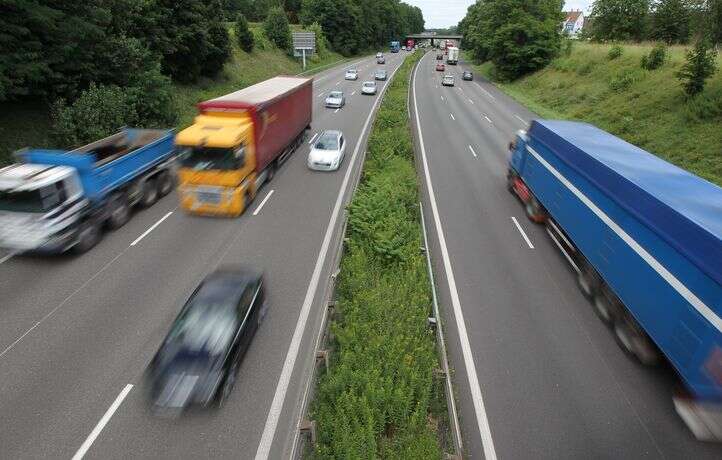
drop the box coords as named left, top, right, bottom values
left=0, top=185, right=61, bottom=213
left=364, top=82, right=375, bottom=87
left=347, top=70, right=357, bottom=74
left=315, top=133, right=339, bottom=150
left=179, top=146, right=243, bottom=171
left=166, top=301, right=238, bottom=357
left=328, top=92, right=343, bottom=98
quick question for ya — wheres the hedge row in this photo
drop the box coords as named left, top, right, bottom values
left=311, top=52, right=442, bottom=459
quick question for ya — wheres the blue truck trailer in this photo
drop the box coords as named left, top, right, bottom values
left=390, top=41, right=400, bottom=53
left=0, top=128, right=176, bottom=253
left=507, top=120, right=722, bottom=440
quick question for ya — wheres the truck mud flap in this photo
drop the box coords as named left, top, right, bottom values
left=674, top=394, right=722, bottom=441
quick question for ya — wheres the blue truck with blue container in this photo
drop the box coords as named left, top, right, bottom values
left=507, top=120, right=722, bottom=440
left=0, top=128, right=176, bottom=253
left=390, top=41, right=400, bottom=53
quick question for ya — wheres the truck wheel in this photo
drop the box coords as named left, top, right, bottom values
left=107, top=195, right=130, bottom=230
left=266, top=162, right=276, bottom=183
left=157, top=171, right=174, bottom=197
left=577, top=261, right=600, bottom=299
left=140, top=179, right=158, bottom=207
left=75, top=220, right=101, bottom=253
left=613, top=320, right=660, bottom=366
left=525, top=196, right=545, bottom=223
left=506, top=172, right=515, bottom=193
left=593, top=291, right=618, bottom=325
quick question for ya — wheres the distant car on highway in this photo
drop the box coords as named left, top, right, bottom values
left=436, top=63, right=445, bottom=71
left=376, top=52, right=383, bottom=58
left=145, top=267, right=265, bottom=413
left=374, top=69, right=387, bottom=81
left=325, top=90, right=345, bottom=108
left=361, top=81, right=378, bottom=95
left=442, top=75, right=455, bottom=86
left=462, top=70, right=474, bottom=81
left=436, top=53, right=443, bottom=60
left=308, top=130, right=347, bottom=171
left=401, top=46, right=406, bottom=51
left=377, top=56, right=385, bottom=64
left=344, top=69, right=358, bottom=80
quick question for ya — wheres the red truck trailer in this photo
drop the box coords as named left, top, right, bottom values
left=176, top=76, right=313, bottom=216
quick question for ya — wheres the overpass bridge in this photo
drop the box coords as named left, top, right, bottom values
left=405, top=34, right=462, bottom=46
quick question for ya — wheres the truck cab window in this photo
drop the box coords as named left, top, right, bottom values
left=180, top=145, right=245, bottom=171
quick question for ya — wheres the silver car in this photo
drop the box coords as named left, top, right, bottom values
left=361, top=81, right=377, bottom=95
left=442, top=75, right=455, bottom=86
left=308, top=130, right=347, bottom=171
left=344, top=69, right=358, bottom=80
left=374, top=70, right=387, bottom=81
left=325, top=90, right=345, bottom=108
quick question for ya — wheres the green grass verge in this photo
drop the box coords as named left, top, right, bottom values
left=465, top=43, right=722, bottom=186
left=310, top=51, right=445, bottom=459
left=0, top=23, right=349, bottom=166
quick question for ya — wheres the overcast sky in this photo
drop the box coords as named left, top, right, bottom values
left=404, top=0, right=595, bottom=29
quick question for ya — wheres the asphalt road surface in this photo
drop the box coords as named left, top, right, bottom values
left=0, top=51, right=406, bottom=460
left=411, top=51, right=722, bottom=459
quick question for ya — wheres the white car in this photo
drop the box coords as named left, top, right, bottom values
left=376, top=52, right=383, bottom=58
left=344, top=69, right=358, bottom=80
left=308, top=130, right=347, bottom=171
left=442, top=75, right=455, bottom=87
left=325, top=90, right=345, bottom=108
left=361, top=81, right=377, bottom=95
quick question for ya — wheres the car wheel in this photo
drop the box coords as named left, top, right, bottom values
left=217, top=362, right=238, bottom=408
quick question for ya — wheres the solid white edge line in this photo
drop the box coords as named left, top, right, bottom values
left=0, top=251, right=16, bottom=265
left=307, top=133, right=318, bottom=145
left=254, top=57, right=404, bottom=460
left=129, top=211, right=173, bottom=247
left=468, top=145, right=478, bottom=158
left=72, top=384, right=133, bottom=460
left=527, top=145, right=722, bottom=333
left=514, top=114, right=526, bottom=124
left=252, top=190, right=275, bottom=216
left=413, top=51, right=498, bottom=460
left=511, top=216, right=535, bottom=249
left=481, top=87, right=496, bottom=100
left=449, top=113, right=455, bottom=121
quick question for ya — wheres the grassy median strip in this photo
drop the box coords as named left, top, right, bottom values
left=311, top=52, right=445, bottom=459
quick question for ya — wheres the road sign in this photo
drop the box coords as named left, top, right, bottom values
left=292, top=32, right=316, bottom=70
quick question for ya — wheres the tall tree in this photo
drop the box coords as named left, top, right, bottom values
left=652, top=0, right=690, bottom=43
left=589, top=0, right=651, bottom=41
left=235, top=13, right=255, bottom=52
left=677, top=37, right=719, bottom=95
left=264, top=6, right=292, bottom=50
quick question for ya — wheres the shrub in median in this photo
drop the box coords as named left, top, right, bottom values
left=312, top=52, right=442, bottom=459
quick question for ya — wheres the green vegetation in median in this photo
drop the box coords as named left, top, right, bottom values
left=311, top=51, right=444, bottom=459
left=467, top=43, right=722, bottom=186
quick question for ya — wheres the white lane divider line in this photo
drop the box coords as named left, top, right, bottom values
left=511, top=216, right=535, bottom=249
left=334, top=108, right=340, bottom=114
left=449, top=113, right=455, bottom=121
left=316, top=92, right=326, bottom=98
left=351, top=91, right=356, bottom=96
left=253, top=190, right=275, bottom=216
left=335, top=81, right=340, bottom=86
left=480, top=87, right=496, bottom=100
left=412, top=50, right=498, bottom=460
left=0, top=251, right=17, bottom=265
left=468, top=145, right=478, bottom=158
left=484, top=115, right=493, bottom=124
left=441, top=95, right=445, bottom=101
left=72, top=384, right=133, bottom=460
left=514, top=114, right=526, bottom=124
left=308, top=132, right=318, bottom=144
left=468, top=98, right=474, bottom=105
left=130, top=211, right=173, bottom=247
left=255, top=60, right=403, bottom=460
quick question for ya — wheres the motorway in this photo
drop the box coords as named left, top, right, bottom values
left=411, top=51, right=722, bottom=459
left=0, top=52, right=406, bottom=459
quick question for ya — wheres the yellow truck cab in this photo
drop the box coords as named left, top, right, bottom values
left=175, top=76, right=313, bottom=217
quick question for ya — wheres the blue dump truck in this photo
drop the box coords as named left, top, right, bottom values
left=0, top=128, right=175, bottom=254
left=390, top=41, right=400, bottom=53
left=508, top=120, right=722, bottom=440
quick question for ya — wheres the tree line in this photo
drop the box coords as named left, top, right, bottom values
left=299, top=0, right=425, bottom=55
left=586, top=0, right=722, bottom=45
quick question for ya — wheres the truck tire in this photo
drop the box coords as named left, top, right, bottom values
left=266, top=161, right=276, bottom=183
left=107, top=195, right=131, bottom=230
left=74, top=220, right=101, bottom=254
left=613, top=319, right=660, bottom=366
left=157, top=171, right=174, bottom=197
left=577, top=260, right=601, bottom=299
left=525, top=196, right=545, bottom=223
left=593, top=290, right=620, bottom=325
left=140, top=178, right=158, bottom=207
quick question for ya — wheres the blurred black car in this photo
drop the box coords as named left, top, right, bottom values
left=145, top=266, right=266, bottom=413
left=436, top=53, right=443, bottom=60
left=462, top=70, right=474, bottom=81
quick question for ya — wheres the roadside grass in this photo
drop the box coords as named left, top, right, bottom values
left=310, top=51, right=444, bottom=459
left=0, top=23, right=349, bottom=165
left=466, top=43, right=722, bottom=186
